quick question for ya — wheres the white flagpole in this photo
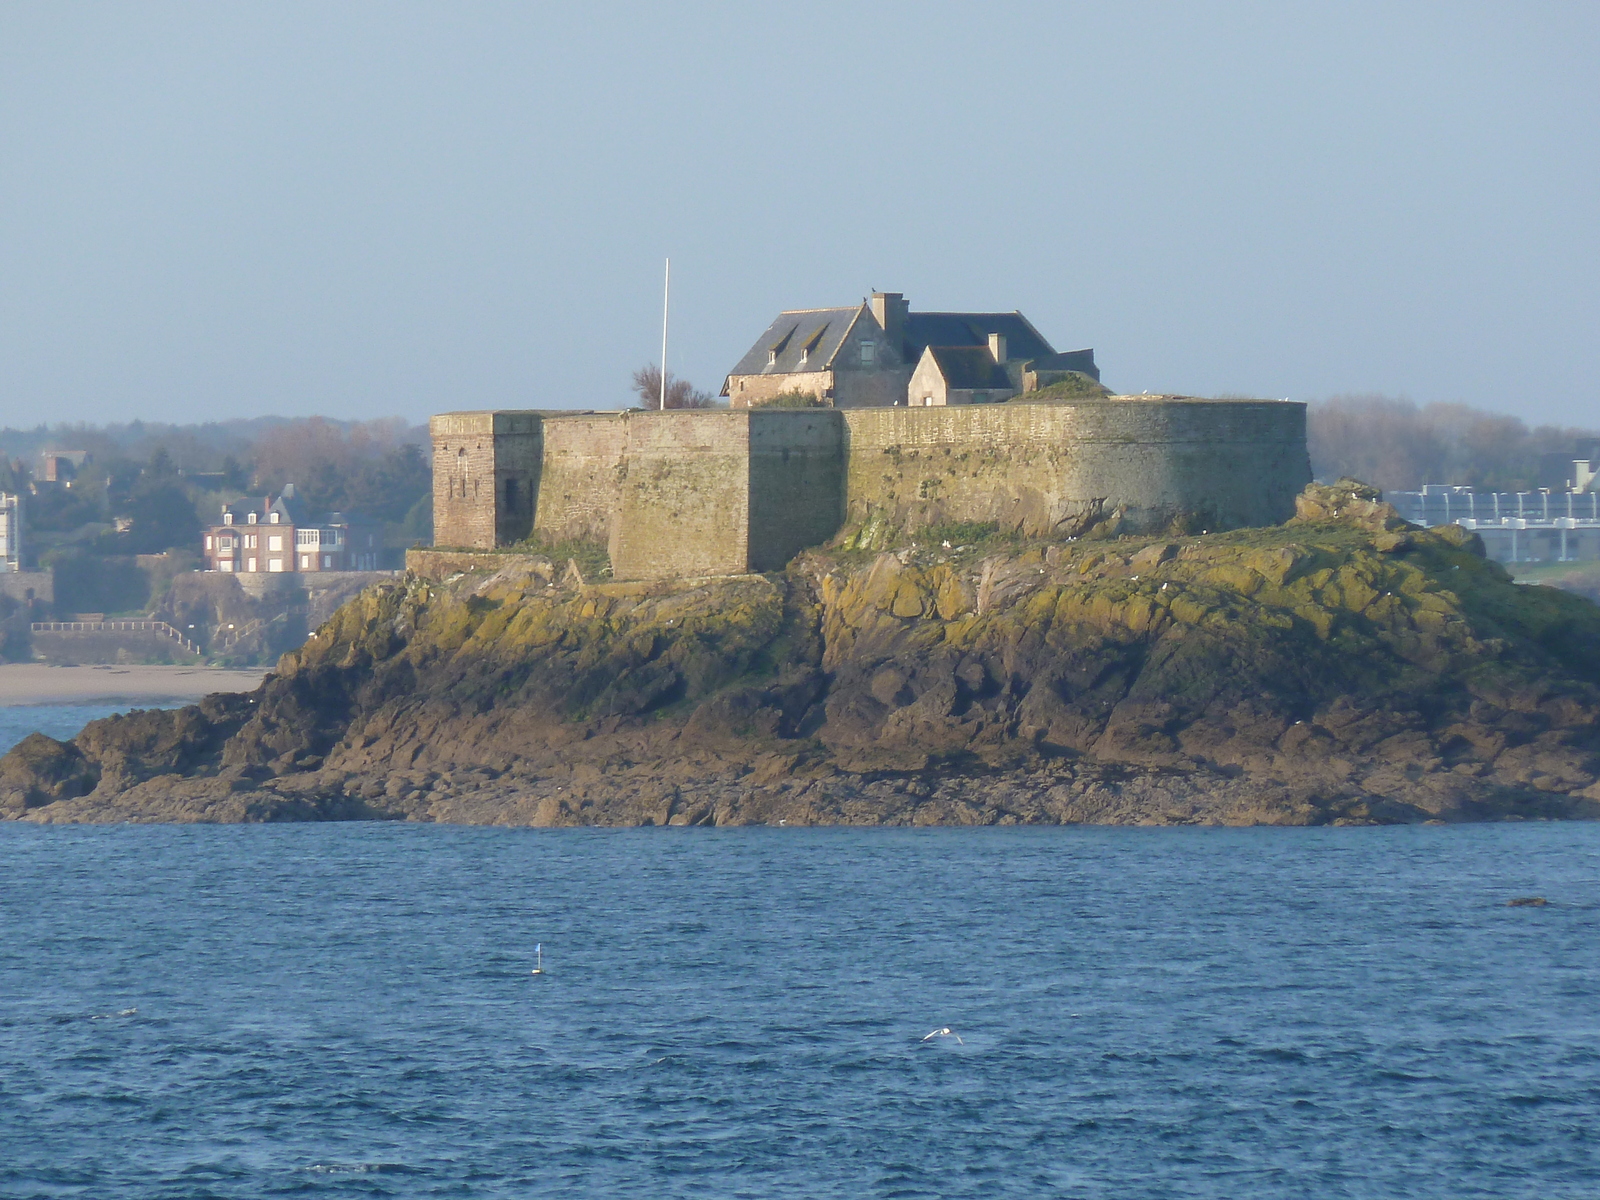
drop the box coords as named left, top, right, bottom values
left=659, top=258, right=670, bottom=411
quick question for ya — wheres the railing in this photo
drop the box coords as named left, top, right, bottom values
left=31, top=620, right=202, bottom=656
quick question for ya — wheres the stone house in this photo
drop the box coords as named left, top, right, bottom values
left=908, top=340, right=1018, bottom=407
left=202, top=485, right=382, bottom=574
left=723, top=291, right=1098, bottom=408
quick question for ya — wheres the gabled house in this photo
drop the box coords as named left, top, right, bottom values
left=723, top=291, right=1098, bottom=408
left=908, top=338, right=1017, bottom=408
left=202, top=484, right=383, bottom=574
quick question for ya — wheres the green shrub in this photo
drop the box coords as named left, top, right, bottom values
left=755, top=390, right=826, bottom=409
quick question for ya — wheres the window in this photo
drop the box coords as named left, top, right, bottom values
left=268, top=558, right=283, bottom=572
left=247, top=557, right=257, bottom=572
left=300, top=555, right=311, bottom=569
left=220, top=560, right=234, bottom=572
left=859, top=341, right=876, bottom=364
left=268, top=535, right=283, bottom=552
left=246, top=534, right=257, bottom=549
left=323, top=555, right=334, bottom=569
left=269, top=513, right=280, bottom=524
left=205, top=535, right=213, bottom=549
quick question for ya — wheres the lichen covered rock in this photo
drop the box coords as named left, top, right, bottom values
left=8, top=481, right=1600, bottom=826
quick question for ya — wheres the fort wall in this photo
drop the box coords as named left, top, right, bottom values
left=532, top=415, right=623, bottom=544
left=841, top=401, right=1308, bottom=537
left=610, top=411, right=752, bottom=581
left=430, top=411, right=542, bottom=549
left=747, top=410, right=846, bottom=572
left=431, top=400, right=1310, bottom=579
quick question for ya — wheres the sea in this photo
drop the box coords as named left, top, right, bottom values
left=1, top=708, right=1598, bottom=1197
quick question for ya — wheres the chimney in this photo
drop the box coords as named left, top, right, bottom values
left=988, top=331, right=1007, bottom=363
left=869, top=291, right=908, bottom=350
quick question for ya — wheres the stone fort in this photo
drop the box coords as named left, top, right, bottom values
left=430, top=399, right=1312, bottom=581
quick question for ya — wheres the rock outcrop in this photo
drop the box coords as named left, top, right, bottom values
left=6, top=482, right=1600, bottom=826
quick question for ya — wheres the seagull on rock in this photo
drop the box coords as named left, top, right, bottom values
left=921, top=1027, right=963, bottom=1045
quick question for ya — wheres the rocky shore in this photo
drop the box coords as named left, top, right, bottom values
left=5, top=481, right=1600, bottom=826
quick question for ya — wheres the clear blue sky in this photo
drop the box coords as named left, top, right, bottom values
left=1, top=2, right=1596, bottom=425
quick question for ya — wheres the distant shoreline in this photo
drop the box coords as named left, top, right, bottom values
left=0, top=664, right=268, bottom=707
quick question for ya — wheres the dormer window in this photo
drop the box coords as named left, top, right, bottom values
left=766, top=324, right=797, bottom=369
left=799, top=323, right=827, bottom=369
left=222, top=512, right=233, bottom=525
left=269, top=512, right=280, bottom=524
left=248, top=513, right=258, bottom=524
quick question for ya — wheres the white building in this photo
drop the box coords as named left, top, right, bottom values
left=0, top=493, right=20, bottom=572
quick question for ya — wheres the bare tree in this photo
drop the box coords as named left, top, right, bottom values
left=630, top=365, right=716, bottom=410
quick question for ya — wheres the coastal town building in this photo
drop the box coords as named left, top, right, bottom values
left=35, top=450, right=92, bottom=484
left=0, top=492, right=55, bottom=604
left=201, top=485, right=383, bottom=574
left=0, top=493, right=21, bottom=572
left=722, top=291, right=1098, bottom=409
left=1391, top=471, right=1600, bottom=564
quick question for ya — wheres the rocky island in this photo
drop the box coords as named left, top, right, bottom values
left=4, top=481, right=1600, bottom=826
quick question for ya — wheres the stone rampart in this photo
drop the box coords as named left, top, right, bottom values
left=431, top=399, right=1310, bottom=580
left=430, top=411, right=543, bottom=549
left=406, top=549, right=558, bottom=583
left=610, top=411, right=753, bottom=581
left=841, top=400, right=1308, bottom=537
left=532, top=415, right=623, bottom=544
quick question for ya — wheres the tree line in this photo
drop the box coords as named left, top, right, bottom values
left=1308, top=396, right=1600, bottom=495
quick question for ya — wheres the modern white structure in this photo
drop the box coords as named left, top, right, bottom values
left=0, top=493, right=21, bottom=572
left=1390, top=470, right=1600, bottom=564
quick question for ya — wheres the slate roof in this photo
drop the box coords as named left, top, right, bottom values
left=1026, top=348, right=1100, bottom=381
left=725, top=306, right=865, bottom=378
left=903, top=312, right=1054, bottom=361
left=267, top=485, right=307, bottom=526
left=925, top=347, right=1013, bottom=390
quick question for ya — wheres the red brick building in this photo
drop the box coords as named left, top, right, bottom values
left=202, top=485, right=382, bottom=574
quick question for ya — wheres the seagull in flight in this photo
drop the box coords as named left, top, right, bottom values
left=921, top=1027, right=963, bottom=1045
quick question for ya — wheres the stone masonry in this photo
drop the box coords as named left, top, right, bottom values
left=429, top=399, right=1311, bottom=582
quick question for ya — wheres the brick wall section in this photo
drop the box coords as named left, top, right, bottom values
left=609, top=411, right=754, bottom=581
left=841, top=400, right=1309, bottom=536
left=532, top=415, right=624, bottom=544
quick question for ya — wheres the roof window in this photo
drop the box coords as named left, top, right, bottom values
left=767, top=324, right=798, bottom=366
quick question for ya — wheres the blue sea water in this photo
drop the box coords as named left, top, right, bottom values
left=1, top=822, right=1597, bottom=1199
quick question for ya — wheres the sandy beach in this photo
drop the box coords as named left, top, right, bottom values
left=0, top=664, right=269, bottom=706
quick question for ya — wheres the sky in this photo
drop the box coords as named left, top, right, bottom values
left=1, top=1, right=1596, bottom=426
